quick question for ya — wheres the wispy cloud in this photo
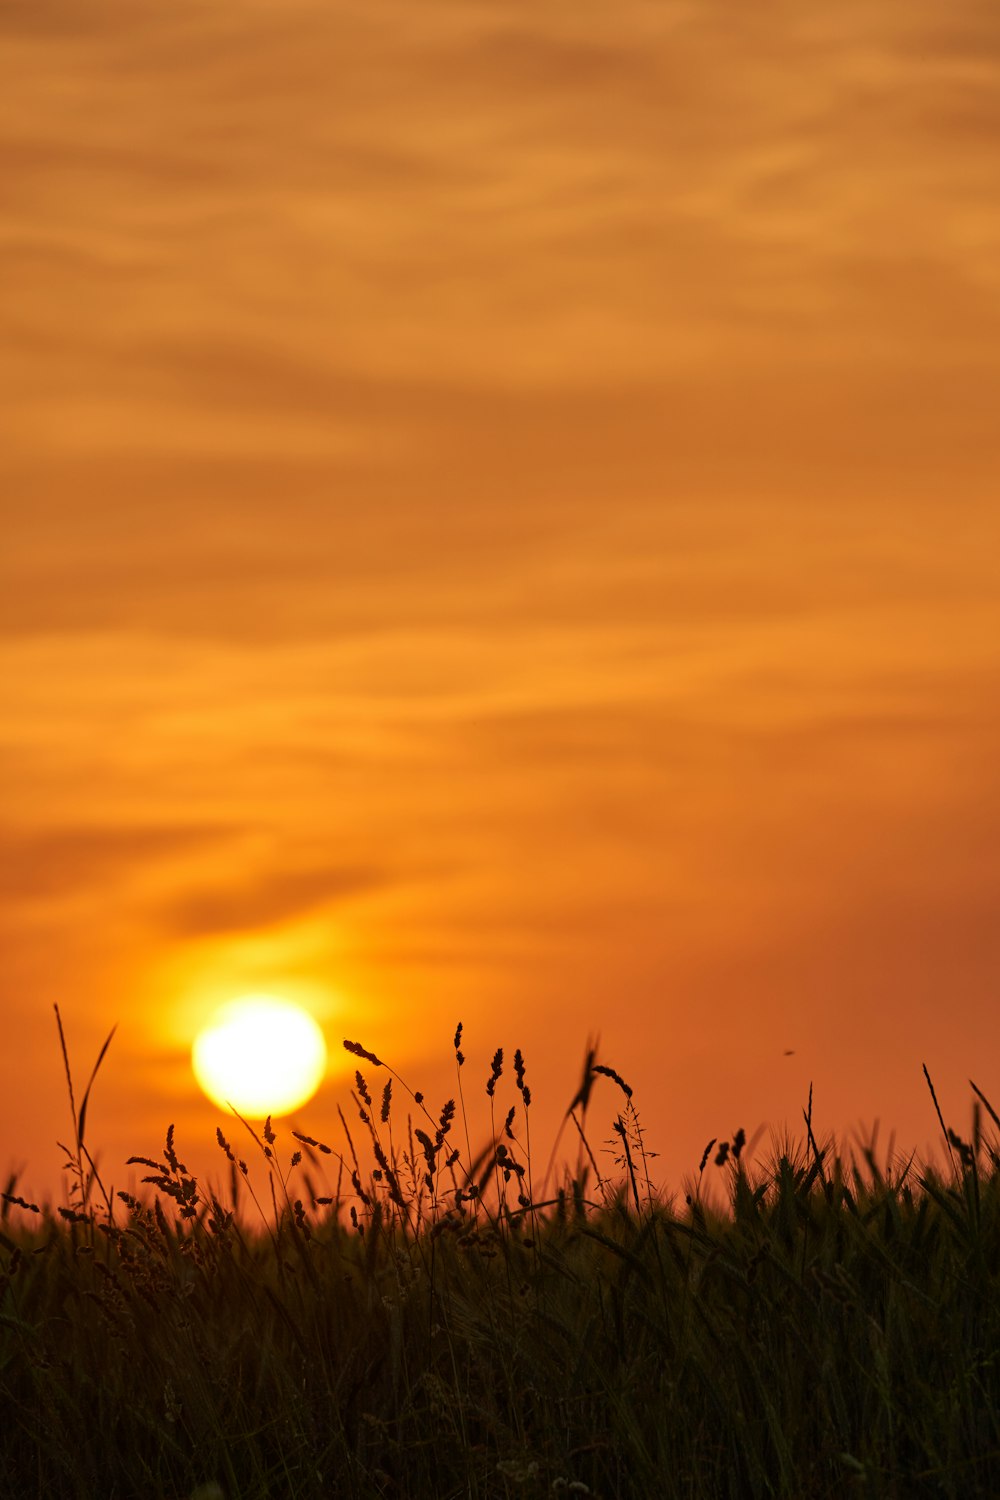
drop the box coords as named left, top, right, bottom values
left=0, top=823, right=231, bottom=905
left=161, top=863, right=385, bottom=939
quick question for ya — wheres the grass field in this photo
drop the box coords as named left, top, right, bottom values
left=2, top=1020, right=999, bottom=1499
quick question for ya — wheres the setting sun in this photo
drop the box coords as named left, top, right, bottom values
left=191, top=997, right=328, bottom=1118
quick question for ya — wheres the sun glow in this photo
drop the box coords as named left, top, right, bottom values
left=191, top=996, right=328, bottom=1117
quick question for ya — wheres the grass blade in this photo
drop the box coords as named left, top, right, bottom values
left=77, top=1023, right=118, bottom=1150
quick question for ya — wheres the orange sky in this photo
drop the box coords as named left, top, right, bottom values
left=3, top=0, right=999, bottom=1206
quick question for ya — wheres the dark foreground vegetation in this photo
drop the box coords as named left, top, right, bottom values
left=3, top=1019, right=1000, bottom=1500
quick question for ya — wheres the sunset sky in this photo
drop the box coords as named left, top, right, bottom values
left=3, top=0, right=999, bottom=1203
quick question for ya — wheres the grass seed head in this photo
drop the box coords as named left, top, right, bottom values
left=486, top=1048, right=503, bottom=1097
left=592, top=1063, right=633, bottom=1099
left=344, top=1039, right=382, bottom=1067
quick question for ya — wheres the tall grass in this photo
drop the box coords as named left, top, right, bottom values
left=2, top=1014, right=1000, bottom=1499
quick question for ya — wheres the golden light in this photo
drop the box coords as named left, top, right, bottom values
left=191, top=996, right=328, bottom=1117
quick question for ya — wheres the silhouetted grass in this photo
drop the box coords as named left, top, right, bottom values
left=2, top=1015, right=1000, bottom=1499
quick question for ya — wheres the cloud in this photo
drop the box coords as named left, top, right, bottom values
left=160, top=863, right=385, bottom=938
left=0, top=823, right=230, bottom=905
left=4, top=0, right=999, bottom=655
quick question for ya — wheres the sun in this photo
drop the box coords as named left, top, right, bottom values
left=192, top=996, right=328, bottom=1117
